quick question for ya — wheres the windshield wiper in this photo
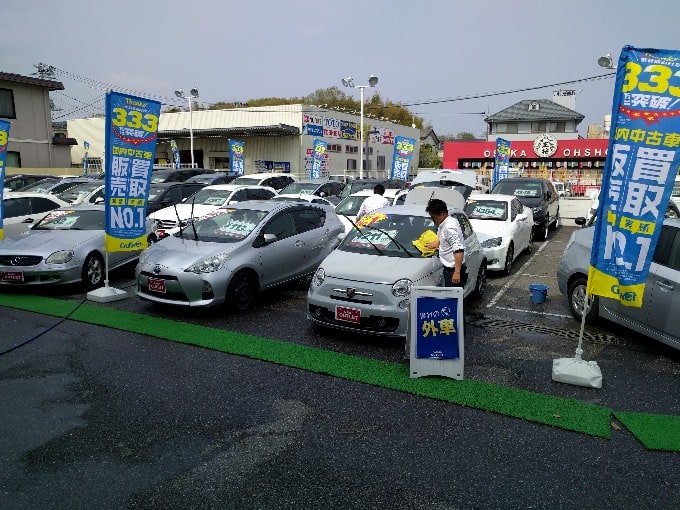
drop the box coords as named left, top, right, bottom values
left=342, top=214, right=382, bottom=255
left=361, top=224, right=413, bottom=257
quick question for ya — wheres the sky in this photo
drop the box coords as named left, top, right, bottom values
left=3, top=0, right=680, bottom=138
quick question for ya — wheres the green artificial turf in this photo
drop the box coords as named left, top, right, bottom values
left=614, top=412, right=680, bottom=451
left=0, top=291, right=677, bottom=449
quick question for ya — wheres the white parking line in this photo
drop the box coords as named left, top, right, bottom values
left=493, top=305, right=572, bottom=319
left=486, top=238, right=552, bottom=309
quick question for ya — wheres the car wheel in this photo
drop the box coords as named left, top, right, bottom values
left=226, top=271, right=258, bottom=311
left=536, top=221, right=549, bottom=241
left=81, top=252, right=104, bottom=290
left=550, top=211, right=560, bottom=231
left=472, top=260, right=487, bottom=299
left=503, top=243, right=514, bottom=276
left=567, top=276, right=598, bottom=323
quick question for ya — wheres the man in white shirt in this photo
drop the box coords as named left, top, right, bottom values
left=356, top=184, right=389, bottom=220
left=425, top=198, right=467, bottom=287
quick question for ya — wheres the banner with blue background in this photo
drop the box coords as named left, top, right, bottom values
left=493, top=138, right=511, bottom=189
left=587, top=46, right=680, bottom=307
left=311, top=139, right=327, bottom=179
left=83, top=140, right=90, bottom=175
left=0, top=119, right=10, bottom=240
left=229, top=139, right=244, bottom=175
left=170, top=139, right=180, bottom=169
left=104, top=91, right=160, bottom=252
left=391, top=136, right=416, bottom=180
left=415, top=296, right=460, bottom=359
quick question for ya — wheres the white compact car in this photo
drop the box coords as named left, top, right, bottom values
left=308, top=196, right=487, bottom=338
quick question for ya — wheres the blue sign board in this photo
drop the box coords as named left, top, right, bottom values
left=0, top=119, right=10, bottom=240
left=391, top=136, right=416, bottom=180
left=229, top=139, right=244, bottom=175
left=414, top=296, right=460, bottom=359
left=311, top=139, right=327, bottom=179
left=493, top=138, right=511, bottom=188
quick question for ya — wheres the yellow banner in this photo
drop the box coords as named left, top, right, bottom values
left=586, top=266, right=645, bottom=307
left=105, top=233, right=148, bottom=252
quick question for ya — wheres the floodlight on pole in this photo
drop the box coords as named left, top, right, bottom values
left=598, top=53, right=615, bottom=70
left=174, top=87, right=200, bottom=168
left=342, top=75, right=379, bottom=179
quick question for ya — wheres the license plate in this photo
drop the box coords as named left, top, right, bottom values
left=1, top=271, right=24, bottom=282
left=335, top=305, right=361, bottom=323
left=148, top=278, right=166, bottom=293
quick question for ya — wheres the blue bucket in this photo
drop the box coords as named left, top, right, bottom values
left=529, top=284, right=549, bottom=304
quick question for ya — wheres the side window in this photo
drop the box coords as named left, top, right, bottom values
left=294, top=208, right=325, bottom=233
left=90, top=188, right=105, bottom=203
left=263, top=212, right=297, bottom=240
left=182, top=185, right=203, bottom=199
left=165, top=187, right=182, bottom=203
left=248, top=188, right=275, bottom=200
left=32, top=197, right=61, bottom=214
left=454, top=213, right=474, bottom=239
left=511, top=199, right=520, bottom=221
left=229, top=189, right=248, bottom=202
left=4, top=198, right=30, bottom=218
left=653, top=225, right=678, bottom=268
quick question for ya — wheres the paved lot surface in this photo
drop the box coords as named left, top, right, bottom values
left=1, top=196, right=679, bottom=509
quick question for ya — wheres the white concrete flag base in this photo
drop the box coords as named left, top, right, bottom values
left=552, top=348, right=603, bottom=388
left=87, top=283, right=129, bottom=303
left=552, top=293, right=602, bottom=388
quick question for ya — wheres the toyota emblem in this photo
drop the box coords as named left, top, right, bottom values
left=153, top=265, right=162, bottom=275
left=11, top=256, right=22, bottom=266
left=346, top=288, right=356, bottom=299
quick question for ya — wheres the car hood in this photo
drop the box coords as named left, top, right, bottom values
left=468, top=219, right=507, bottom=240
left=141, top=235, right=241, bottom=269
left=149, top=203, right=219, bottom=221
left=0, top=229, right=101, bottom=253
left=321, top=250, right=438, bottom=284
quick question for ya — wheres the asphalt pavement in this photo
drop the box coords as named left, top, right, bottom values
left=1, top=195, right=679, bottom=509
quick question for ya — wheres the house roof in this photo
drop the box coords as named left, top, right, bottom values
left=158, top=124, right=300, bottom=139
left=0, top=71, right=64, bottom=91
left=484, top=99, right=584, bottom=123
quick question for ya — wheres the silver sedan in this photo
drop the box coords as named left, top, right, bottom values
left=136, top=200, right=345, bottom=310
left=0, top=205, right=148, bottom=289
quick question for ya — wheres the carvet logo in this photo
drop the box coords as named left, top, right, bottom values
left=119, top=240, right=143, bottom=249
left=611, top=284, right=637, bottom=302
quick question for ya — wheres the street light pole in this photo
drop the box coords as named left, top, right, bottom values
left=174, top=87, right=200, bottom=168
left=342, top=75, right=379, bottom=179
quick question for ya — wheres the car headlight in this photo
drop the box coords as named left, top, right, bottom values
left=481, top=237, right=502, bottom=248
left=392, top=278, right=412, bottom=297
left=45, top=250, right=75, bottom=264
left=184, top=253, right=229, bottom=273
left=139, top=248, right=150, bottom=265
left=312, top=267, right=326, bottom=287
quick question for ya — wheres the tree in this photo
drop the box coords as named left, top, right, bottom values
left=418, top=145, right=442, bottom=169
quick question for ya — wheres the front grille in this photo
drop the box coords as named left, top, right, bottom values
left=0, top=255, right=43, bottom=266
left=140, top=271, right=178, bottom=281
left=157, top=219, right=178, bottom=229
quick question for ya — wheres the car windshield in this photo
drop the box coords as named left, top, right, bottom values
left=231, top=177, right=261, bottom=186
left=57, top=182, right=102, bottom=201
left=33, top=209, right=104, bottom=230
left=340, top=181, right=379, bottom=198
left=335, top=195, right=370, bottom=216
left=493, top=181, right=542, bottom=198
left=465, top=199, right=508, bottom=221
left=177, top=208, right=268, bottom=242
left=17, top=180, right=60, bottom=192
left=339, top=212, right=436, bottom=258
left=182, top=188, right=234, bottom=205
left=280, top=182, right=320, bottom=194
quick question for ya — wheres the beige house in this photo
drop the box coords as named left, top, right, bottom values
left=0, top=71, right=75, bottom=170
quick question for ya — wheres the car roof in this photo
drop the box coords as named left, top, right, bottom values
left=233, top=172, right=295, bottom=179
left=218, top=199, right=322, bottom=213
left=469, top=193, right=517, bottom=202
left=202, top=184, right=277, bottom=192
left=4, top=192, right=70, bottom=201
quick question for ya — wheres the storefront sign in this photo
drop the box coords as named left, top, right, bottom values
left=0, top=119, right=10, bottom=240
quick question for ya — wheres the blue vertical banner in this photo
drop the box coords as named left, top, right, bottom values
left=104, top=91, right=161, bottom=252
left=587, top=46, right=680, bottom=307
left=229, top=139, right=244, bottom=175
left=311, top=139, right=327, bottom=179
left=493, top=138, right=511, bottom=189
left=414, top=296, right=460, bottom=359
left=170, top=139, right=180, bottom=168
left=391, top=136, right=416, bottom=180
left=83, top=140, right=90, bottom=175
left=0, top=119, right=11, bottom=240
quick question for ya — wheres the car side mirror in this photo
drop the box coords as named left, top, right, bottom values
left=575, top=216, right=587, bottom=227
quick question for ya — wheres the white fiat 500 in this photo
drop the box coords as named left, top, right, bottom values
left=307, top=193, right=486, bottom=338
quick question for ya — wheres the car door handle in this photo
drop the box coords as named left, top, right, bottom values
left=294, top=240, right=305, bottom=247
left=656, top=280, right=674, bottom=291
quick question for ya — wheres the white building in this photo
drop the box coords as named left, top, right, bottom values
left=67, top=104, right=421, bottom=179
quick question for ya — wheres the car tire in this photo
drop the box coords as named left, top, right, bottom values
left=226, top=271, right=258, bottom=311
left=471, top=260, right=487, bottom=299
left=536, top=221, right=549, bottom=241
left=81, top=252, right=104, bottom=290
left=567, top=276, right=599, bottom=323
left=503, top=243, right=514, bottom=276
left=550, top=211, right=560, bottom=231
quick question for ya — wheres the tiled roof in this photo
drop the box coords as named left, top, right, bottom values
left=0, top=71, right=64, bottom=91
left=485, top=99, right=584, bottom=123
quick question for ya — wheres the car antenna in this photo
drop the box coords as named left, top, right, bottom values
left=174, top=203, right=184, bottom=236
left=342, top=214, right=383, bottom=255
left=189, top=197, right=198, bottom=240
